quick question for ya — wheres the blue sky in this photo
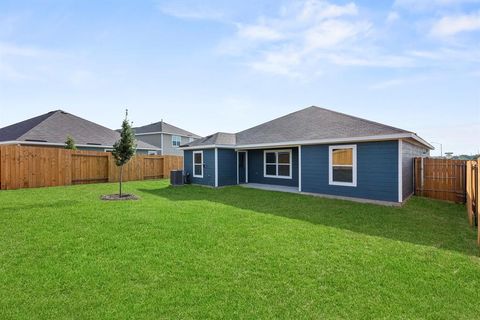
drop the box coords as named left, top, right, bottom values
left=0, top=0, right=479, bottom=155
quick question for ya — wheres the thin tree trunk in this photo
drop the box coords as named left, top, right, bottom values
left=119, top=165, right=123, bottom=197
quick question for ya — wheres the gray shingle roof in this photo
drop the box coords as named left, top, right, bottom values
left=182, top=106, right=427, bottom=148
left=132, top=120, right=200, bottom=138
left=0, top=110, right=159, bottom=150
left=185, top=132, right=236, bottom=147
left=236, top=106, right=411, bottom=145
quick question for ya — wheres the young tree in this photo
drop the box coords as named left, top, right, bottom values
left=112, top=109, right=137, bottom=197
left=65, top=135, right=77, bottom=150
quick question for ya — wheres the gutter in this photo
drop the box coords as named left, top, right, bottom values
left=180, top=133, right=433, bottom=151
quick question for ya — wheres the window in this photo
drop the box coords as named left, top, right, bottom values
left=148, top=151, right=157, bottom=155
left=329, top=145, right=357, bottom=187
left=172, top=135, right=182, bottom=147
left=188, top=137, right=195, bottom=142
left=264, top=149, right=292, bottom=179
left=193, top=151, right=203, bottom=178
left=104, top=149, right=113, bottom=153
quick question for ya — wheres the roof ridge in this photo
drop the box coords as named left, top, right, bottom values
left=236, top=106, right=311, bottom=134
left=311, top=106, right=412, bottom=134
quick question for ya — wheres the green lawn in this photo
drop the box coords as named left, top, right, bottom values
left=1, top=180, right=479, bottom=319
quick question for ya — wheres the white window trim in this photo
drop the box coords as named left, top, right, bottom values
left=172, top=135, right=182, bottom=148
left=329, top=144, right=357, bottom=187
left=263, top=149, right=292, bottom=179
left=147, top=150, right=158, bottom=155
left=193, top=150, right=203, bottom=178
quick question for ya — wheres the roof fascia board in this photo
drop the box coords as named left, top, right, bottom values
left=181, top=133, right=433, bottom=151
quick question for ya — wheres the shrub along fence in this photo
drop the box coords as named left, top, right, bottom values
left=0, top=145, right=183, bottom=190
left=414, top=157, right=479, bottom=245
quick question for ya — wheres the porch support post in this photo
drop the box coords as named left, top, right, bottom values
left=298, top=145, right=302, bottom=192
left=398, top=140, right=403, bottom=203
left=215, top=148, right=218, bottom=187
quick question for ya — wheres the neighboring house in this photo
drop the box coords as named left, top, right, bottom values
left=0, top=110, right=159, bottom=154
left=132, top=120, right=200, bottom=156
left=181, top=106, right=433, bottom=205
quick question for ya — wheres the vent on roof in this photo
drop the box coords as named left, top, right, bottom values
left=86, top=143, right=101, bottom=146
left=25, top=139, right=47, bottom=142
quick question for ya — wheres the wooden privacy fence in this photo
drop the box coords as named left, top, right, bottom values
left=414, top=158, right=467, bottom=203
left=414, top=157, right=480, bottom=245
left=0, top=145, right=183, bottom=190
left=466, top=159, right=479, bottom=245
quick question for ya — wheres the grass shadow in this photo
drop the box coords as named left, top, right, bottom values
left=139, top=185, right=479, bottom=257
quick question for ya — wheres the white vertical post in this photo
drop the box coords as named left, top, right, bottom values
left=298, top=145, right=302, bottom=192
left=215, top=148, right=218, bottom=187
left=398, top=140, right=403, bottom=203
left=160, top=133, right=164, bottom=155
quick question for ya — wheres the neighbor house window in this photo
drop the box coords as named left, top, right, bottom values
left=148, top=151, right=157, bottom=155
left=172, top=135, right=182, bottom=147
left=264, top=149, right=292, bottom=179
left=329, top=145, right=357, bottom=187
left=193, top=151, right=203, bottom=178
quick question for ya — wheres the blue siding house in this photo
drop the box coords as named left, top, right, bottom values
left=181, top=107, right=432, bottom=205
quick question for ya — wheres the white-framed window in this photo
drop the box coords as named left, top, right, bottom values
left=264, top=149, right=292, bottom=179
left=329, top=145, right=357, bottom=187
left=193, top=151, right=203, bottom=178
left=148, top=150, right=158, bottom=155
left=104, top=149, right=113, bottom=153
left=172, top=135, right=182, bottom=147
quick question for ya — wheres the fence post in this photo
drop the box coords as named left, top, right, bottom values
left=467, top=161, right=473, bottom=226
left=477, top=159, right=480, bottom=245
left=420, top=157, right=424, bottom=196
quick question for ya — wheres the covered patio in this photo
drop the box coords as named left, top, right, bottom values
left=239, top=183, right=299, bottom=194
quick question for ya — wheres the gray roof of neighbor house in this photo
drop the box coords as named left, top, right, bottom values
left=185, top=132, right=236, bottom=147
left=132, top=120, right=201, bottom=138
left=182, top=106, right=432, bottom=149
left=0, top=110, right=159, bottom=150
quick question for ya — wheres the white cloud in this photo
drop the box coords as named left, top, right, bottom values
left=0, top=42, right=51, bottom=58
left=431, top=11, right=480, bottom=37
left=294, top=0, right=358, bottom=21
left=0, top=42, right=96, bottom=85
left=369, top=74, right=432, bottom=89
left=157, top=2, right=225, bottom=21
left=394, top=0, right=480, bottom=11
left=386, top=11, right=400, bottom=23
left=237, top=24, right=284, bottom=41
left=217, top=0, right=391, bottom=77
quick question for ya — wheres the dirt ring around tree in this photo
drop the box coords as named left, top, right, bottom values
left=101, top=194, right=140, bottom=201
